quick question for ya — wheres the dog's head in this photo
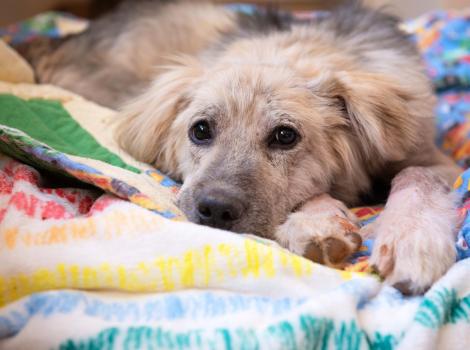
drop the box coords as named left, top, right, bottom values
left=117, top=51, right=429, bottom=237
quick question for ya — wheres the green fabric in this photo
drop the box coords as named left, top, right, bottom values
left=0, top=94, right=139, bottom=173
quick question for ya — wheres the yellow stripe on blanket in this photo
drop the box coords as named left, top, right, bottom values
left=0, top=238, right=366, bottom=306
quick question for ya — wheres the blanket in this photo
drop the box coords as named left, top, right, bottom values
left=1, top=9, right=470, bottom=350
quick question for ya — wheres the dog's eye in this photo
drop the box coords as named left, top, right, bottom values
left=269, top=126, right=299, bottom=149
left=190, top=120, right=212, bottom=145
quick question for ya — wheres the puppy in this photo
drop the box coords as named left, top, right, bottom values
left=20, top=1, right=462, bottom=295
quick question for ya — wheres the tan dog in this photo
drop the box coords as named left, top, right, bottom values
left=21, top=1, right=462, bottom=295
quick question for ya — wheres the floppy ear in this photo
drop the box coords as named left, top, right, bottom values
left=310, top=71, right=425, bottom=162
left=116, top=57, right=202, bottom=177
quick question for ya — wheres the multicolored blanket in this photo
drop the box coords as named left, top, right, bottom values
left=0, top=8, right=470, bottom=350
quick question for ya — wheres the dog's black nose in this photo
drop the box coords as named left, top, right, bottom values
left=197, top=193, right=244, bottom=229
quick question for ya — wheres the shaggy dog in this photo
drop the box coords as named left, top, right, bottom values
left=19, top=0, right=462, bottom=295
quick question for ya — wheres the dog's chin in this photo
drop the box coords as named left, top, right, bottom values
left=182, top=209, right=274, bottom=239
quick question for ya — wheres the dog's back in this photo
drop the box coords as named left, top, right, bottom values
left=17, top=1, right=236, bottom=107
left=17, top=1, right=290, bottom=108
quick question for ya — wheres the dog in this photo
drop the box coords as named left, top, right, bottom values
left=18, top=0, right=462, bottom=295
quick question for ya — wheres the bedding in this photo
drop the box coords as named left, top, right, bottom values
left=0, top=8, right=469, bottom=350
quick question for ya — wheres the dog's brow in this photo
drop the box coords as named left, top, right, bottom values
left=197, top=105, right=222, bottom=117
left=272, top=113, right=297, bottom=125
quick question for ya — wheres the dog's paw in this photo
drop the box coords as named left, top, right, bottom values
left=369, top=202, right=457, bottom=295
left=275, top=211, right=362, bottom=268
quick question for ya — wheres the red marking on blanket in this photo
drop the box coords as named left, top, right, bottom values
left=41, top=201, right=67, bottom=220
left=87, top=195, right=120, bottom=215
left=0, top=173, right=12, bottom=194
left=3, top=161, right=40, bottom=185
left=12, top=167, right=39, bottom=184
left=353, top=207, right=382, bottom=219
left=9, top=192, right=39, bottom=217
left=0, top=156, right=106, bottom=221
left=64, top=191, right=78, bottom=204
left=79, top=196, right=95, bottom=214
left=3, top=159, right=15, bottom=177
left=52, top=188, right=78, bottom=204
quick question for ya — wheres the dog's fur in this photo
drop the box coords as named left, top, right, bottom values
left=20, top=0, right=462, bottom=294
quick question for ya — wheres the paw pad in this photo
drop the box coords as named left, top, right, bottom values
left=304, top=241, right=324, bottom=264
left=325, top=237, right=349, bottom=264
left=304, top=229, right=362, bottom=267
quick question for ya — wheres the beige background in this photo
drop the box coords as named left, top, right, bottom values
left=1, top=0, right=470, bottom=26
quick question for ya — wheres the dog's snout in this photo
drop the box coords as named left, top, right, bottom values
left=196, top=191, right=244, bottom=229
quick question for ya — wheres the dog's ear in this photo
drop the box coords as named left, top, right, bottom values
left=116, top=57, right=203, bottom=177
left=309, top=71, right=425, bottom=162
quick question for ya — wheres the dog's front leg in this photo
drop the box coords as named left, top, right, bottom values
left=369, top=165, right=460, bottom=295
left=275, top=194, right=362, bottom=268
